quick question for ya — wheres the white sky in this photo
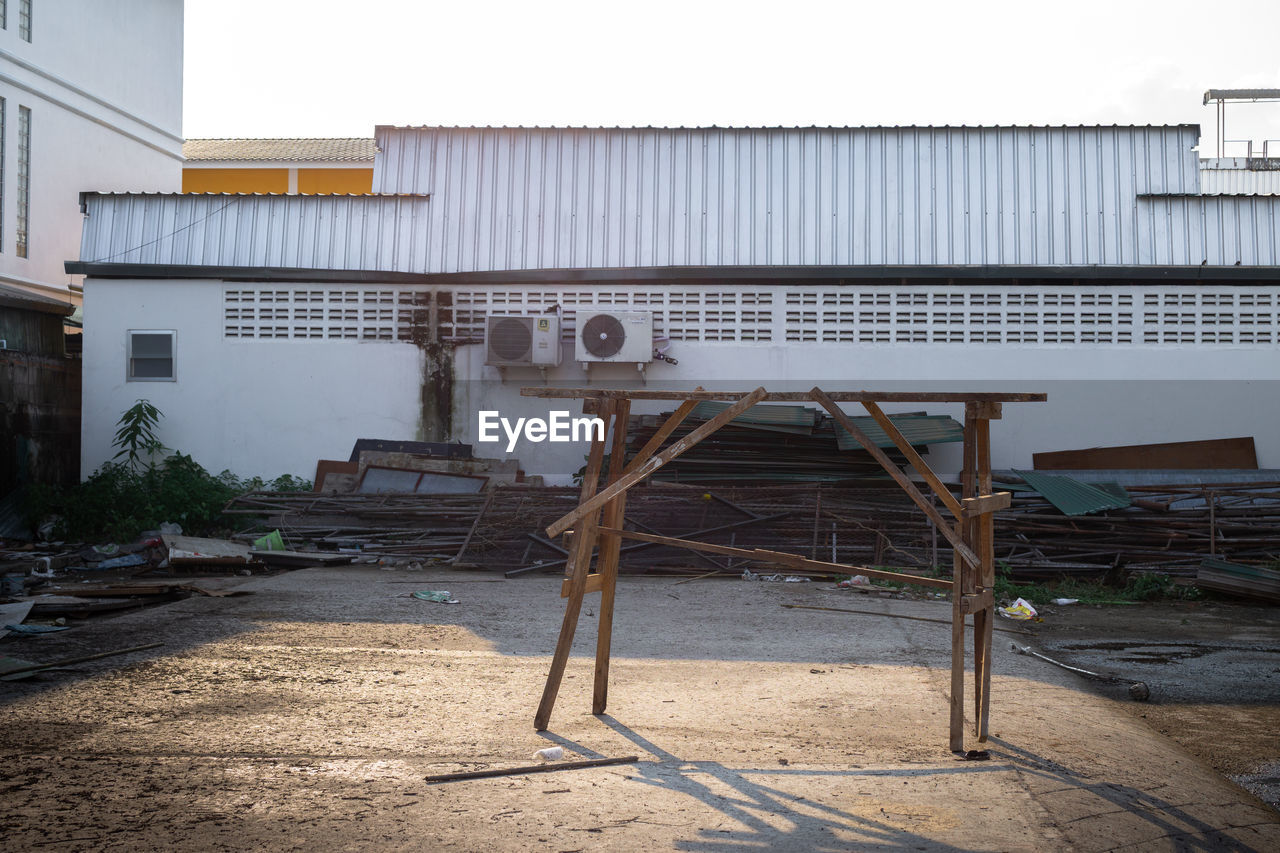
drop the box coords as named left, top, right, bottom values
left=184, top=0, right=1280, bottom=155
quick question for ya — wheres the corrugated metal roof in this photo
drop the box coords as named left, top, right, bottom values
left=85, top=125, right=1280, bottom=274
left=833, top=414, right=964, bottom=451
left=183, top=138, right=377, bottom=162
left=1014, top=470, right=1132, bottom=516
left=689, top=401, right=818, bottom=434
left=79, top=194, right=434, bottom=271
left=378, top=123, right=1200, bottom=132
left=1194, top=166, right=1280, bottom=196
left=370, top=125, right=1201, bottom=271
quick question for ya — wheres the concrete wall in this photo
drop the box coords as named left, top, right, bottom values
left=0, top=0, right=183, bottom=296
left=81, top=276, right=1280, bottom=484
left=81, top=278, right=423, bottom=480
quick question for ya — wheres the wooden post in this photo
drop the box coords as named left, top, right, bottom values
left=950, top=406, right=977, bottom=752
left=593, top=399, right=631, bottom=715
left=972, top=407, right=996, bottom=741
left=534, top=399, right=612, bottom=731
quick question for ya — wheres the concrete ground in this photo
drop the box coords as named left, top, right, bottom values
left=0, top=566, right=1277, bottom=852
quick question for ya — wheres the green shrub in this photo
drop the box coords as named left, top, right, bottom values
left=25, top=402, right=310, bottom=542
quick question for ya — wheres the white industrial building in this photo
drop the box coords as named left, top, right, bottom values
left=69, top=124, right=1280, bottom=483
left=0, top=0, right=182, bottom=303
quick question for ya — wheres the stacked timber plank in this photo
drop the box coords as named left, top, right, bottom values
left=223, top=481, right=1280, bottom=579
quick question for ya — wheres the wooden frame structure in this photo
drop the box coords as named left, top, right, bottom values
left=522, top=386, right=1046, bottom=752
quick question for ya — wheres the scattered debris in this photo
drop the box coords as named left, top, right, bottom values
left=410, top=590, right=458, bottom=604
left=533, top=746, right=564, bottom=761
left=781, top=603, right=1034, bottom=636
left=424, top=755, right=638, bottom=784
left=998, top=598, right=1038, bottom=620
left=163, top=535, right=256, bottom=567
left=1010, top=642, right=1150, bottom=701
left=1195, top=558, right=1280, bottom=604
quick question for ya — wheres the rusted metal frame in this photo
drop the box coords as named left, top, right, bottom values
left=596, top=526, right=953, bottom=590
left=544, top=388, right=768, bottom=539
left=858, top=400, right=965, bottom=520
left=522, top=389, right=1048, bottom=403
left=593, top=399, right=631, bottom=715
left=534, top=399, right=613, bottom=731
left=809, top=387, right=981, bottom=570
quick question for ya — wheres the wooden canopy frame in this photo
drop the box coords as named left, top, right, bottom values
left=521, top=386, right=1046, bottom=752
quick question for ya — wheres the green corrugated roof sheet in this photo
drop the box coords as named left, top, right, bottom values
left=832, top=415, right=964, bottom=451
left=689, top=401, right=818, bottom=435
left=1014, top=470, right=1132, bottom=516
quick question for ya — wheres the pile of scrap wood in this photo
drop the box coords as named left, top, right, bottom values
left=994, top=481, right=1280, bottom=577
left=1195, top=558, right=1280, bottom=603
left=221, top=492, right=493, bottom=562
left=313, top=438, right=526, bottom=494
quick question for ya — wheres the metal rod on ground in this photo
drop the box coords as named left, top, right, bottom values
left=1009, top=643, right=1150, bottom=700
left=0, top=642, right=165, bottom=677
left=424, top=755, right=639, bottom=784
left=782, top=604, right=1033, bottom=636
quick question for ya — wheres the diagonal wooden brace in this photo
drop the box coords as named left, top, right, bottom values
left=544, top=387, right=768, bottom=539
left=810, top=387, right=981, bottom=570
left=860, top=400, right=965, bottom=520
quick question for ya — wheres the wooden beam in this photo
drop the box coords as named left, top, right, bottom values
left=535, top=400, right=611, bottom=732
left=522, top=388, right=1047, bottom=403
left=561, top=573, right=604, bottom=597
left=596, top=526, right=953, bottom=589
left=544, top=387, right=768, bottom=539
left=860, top=399, right=964, bottom=519
left=594, top=399, right=631, bottom=715
left=961, top=492, right=1012, bottom=518
left=809, top=387, right=982, bottom=570
left=974, top=414, right=996, bottom=742
left=621, top=394, right=700, bottom=477
left=960, top=589, right=995, bottom=614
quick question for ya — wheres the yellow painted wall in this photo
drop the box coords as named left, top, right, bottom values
left=298, top=168, right=373, bottom=194
left=183, top=168, right=289, bottom=193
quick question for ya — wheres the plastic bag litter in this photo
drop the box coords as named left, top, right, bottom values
left=1052, top=598, right=1079, bottom=606
left=998, top=597, right=1038, bottom=620
left=533, top=746, right=564, bottom=761
left=410, top=590, right=459, bottom=604
left=838, top=575, right=871, bottom=588
left=253, top=530, right=285, bottom=551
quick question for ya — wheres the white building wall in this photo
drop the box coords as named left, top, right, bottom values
left=0, top=0, right=182, bottom=298
left=80, top=277, right=1280, bottom=483
left=81, top=278, right=424, bottom=480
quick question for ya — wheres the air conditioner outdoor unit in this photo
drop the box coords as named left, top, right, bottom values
left=575, top=310, right=653, bottom=364
left=485, top=315, right=562, bottom=367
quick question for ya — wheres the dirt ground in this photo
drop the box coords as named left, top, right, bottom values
left=1030, top=599, right=1280, bottom=811
left=0, top=567, right=1277, bottom=851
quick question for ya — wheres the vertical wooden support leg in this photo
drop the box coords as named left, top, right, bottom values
left=974, top=409, right=997, bottom=741
left=534, top=400, right=612, bottom=731
left=593, top=399, right=631, bottom=715
left=950, top=408, right=978, bottom=752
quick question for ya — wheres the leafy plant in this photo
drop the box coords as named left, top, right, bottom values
left=25, top=403, right=311, bottom=542
left=112, top=399, right=165, bottom=469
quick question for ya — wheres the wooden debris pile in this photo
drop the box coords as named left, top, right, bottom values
left=995, top=482, right=1280, bottom=576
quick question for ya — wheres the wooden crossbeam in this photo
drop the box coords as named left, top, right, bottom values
left=860, top=399, right=964, bottom=520
left=961, top=492, right=1012, bottom=518
left=621, top=394, right=701, bottom=477
left=544, top=387, right=768, bottom=539
left=809, top=387, right=982, bottom=570
left=596, top=526, right=953, bottom=590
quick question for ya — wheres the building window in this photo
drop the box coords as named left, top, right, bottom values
left=16, top=104, right=28, bottom=258
left=128, top=331, right=176, bottom=381
left=18, top=0, right=30, bottom=41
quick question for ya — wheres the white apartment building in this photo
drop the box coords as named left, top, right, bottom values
left=0, top=0, right=182, bottom=305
